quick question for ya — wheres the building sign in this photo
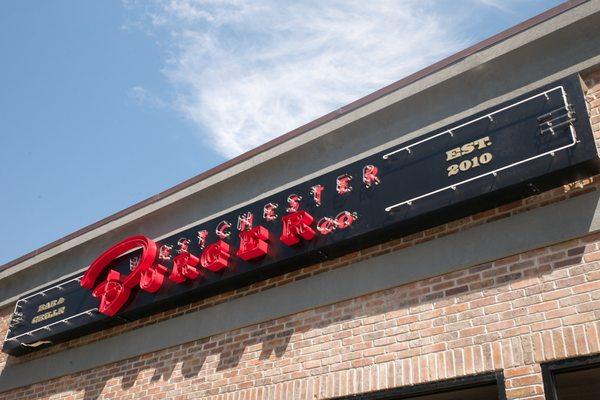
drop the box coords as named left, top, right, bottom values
left=3, top=75, right=598, bottom=356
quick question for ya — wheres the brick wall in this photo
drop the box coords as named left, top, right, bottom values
left=0, top=70, right=599, bottom=400
left=588, top=70, right=600, bottom=138
left=0, top=308, right=11, bottom=374
left=6, top=229, right=600, bottom=400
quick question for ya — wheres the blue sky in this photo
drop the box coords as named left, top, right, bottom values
left=0, top=0, right=565, bottom=265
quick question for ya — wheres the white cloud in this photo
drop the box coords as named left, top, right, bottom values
left=128, top=85, right=167, bottom=108
left=474, top=0, right=514, bottom=13
left=125, top=0, right=470, bottom=157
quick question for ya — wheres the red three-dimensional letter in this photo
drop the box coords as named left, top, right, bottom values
left=140, top=263, right=169, bottom=293
left=286, top=194, right=302, bottom=213
left=197, top=230, right=208, bottom=249
left=336, top=211, right=358, bottom=229
left=91, top=270, right=131, bottom=316
left=169, top=252, right=201, bottom=283
left=362, top=165, right=380, bottom=188
left=201, top=240, right=230, bottom=272
left=238, top=226, right=269, bottom=261
left=316, top=217, right=336, bottom=235
left=280, top=210, right=316, bottom=246
left=263, top=203, right=278, bottom=221
left=336, top=174, right=353, bottom=195
left=81, top=235, right=159, bottom=316
left=237, top=212, right=254, bottom=231
left=310, top=185, right=324, bottom=207
left=168, top=238, right=201, bottom=283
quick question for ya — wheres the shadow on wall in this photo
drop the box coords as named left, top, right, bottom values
left=78, top=324, right=298, bottom=400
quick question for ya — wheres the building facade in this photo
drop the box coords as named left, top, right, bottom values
left=2, top=1, right=600, bottom=399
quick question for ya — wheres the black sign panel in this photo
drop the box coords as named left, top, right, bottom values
left=4, top=75, right=598, bottom=356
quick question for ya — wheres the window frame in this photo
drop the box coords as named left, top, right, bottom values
left=542, top=354, right=600, bottom=400
left=331, top=371, right=506, bottom=400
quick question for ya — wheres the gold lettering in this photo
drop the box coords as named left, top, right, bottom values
left=447, top=136, right=493, bottom=163
left=446, top=147, right=462, bottom=161
left=460, top=142, right=475, bottom=156
left=32, top=306, right=66, bottom=324
left=473, top=136, right=492, bottom=150
left=446, top=135, right=494, bottom=177
left=37, top=297, right=65, bottom=312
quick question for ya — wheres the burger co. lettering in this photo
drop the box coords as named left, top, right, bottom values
left=80, top=165, right=380, bottom=317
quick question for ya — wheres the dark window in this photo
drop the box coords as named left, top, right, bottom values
left=332, top=372, right=505, bottom=400
left=399, top=383, right=498, bottom=400
left=543, top=355, right=600, bottom=400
